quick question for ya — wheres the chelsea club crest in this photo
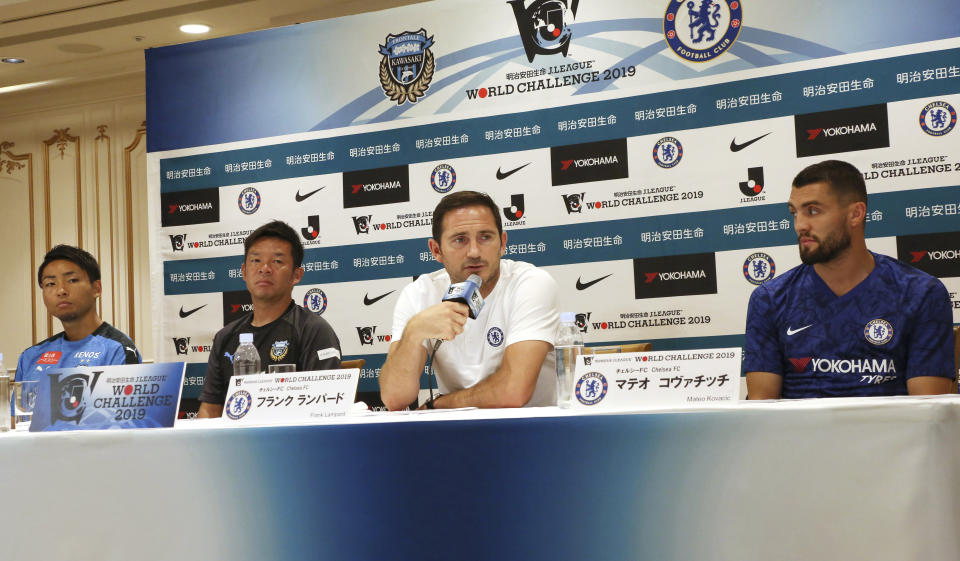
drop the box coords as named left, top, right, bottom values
left=575, top=371, right=608, bottom=406
left=225, top=390, right=252, bottom=420
left=743, top=252, right=775, bottom=285
left=378, top=29, right=436, bottom=105
left=863, top=319, right=893, bottom=346
left=919, top=101, right=956, bottom=137
left=663, top=0, right=742, bottom=63
left=653, top=136, right=683, bottom=169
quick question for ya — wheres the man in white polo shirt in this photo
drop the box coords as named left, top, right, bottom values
left=379, top=191, right=559, bottom=410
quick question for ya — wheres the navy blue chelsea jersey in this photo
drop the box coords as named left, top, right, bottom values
left=743, top=252, right=954, bottom=398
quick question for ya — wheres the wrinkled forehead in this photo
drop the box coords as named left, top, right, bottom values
left=440, top=205, right=499, bottom=237
left=246, top=236, right=294, bottom=258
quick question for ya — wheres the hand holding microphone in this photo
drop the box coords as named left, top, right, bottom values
left=441, top=274, right=484, bottom=319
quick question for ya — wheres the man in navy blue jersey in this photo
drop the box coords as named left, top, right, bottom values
left=16, top=245, right=141, bottom=383
left=744, top=160, right=955, bottom=399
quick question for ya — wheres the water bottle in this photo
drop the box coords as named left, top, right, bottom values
left=0, top=353, right=10, bottom=432
left=555, top=312, right=584, bottom=408
left=233, top=333, right=261, bottom=375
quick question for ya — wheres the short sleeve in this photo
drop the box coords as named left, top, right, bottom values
left=904, top=280, right=955, bottom=379
left=198, top=331, right=229, bottom=404
left=391, top=282, right=424, bottom=343
left=503, top=267, right=559, bottom=348
left=299, top=315, right=342, bottom=371
left=742, top=286, right=784, bottom=375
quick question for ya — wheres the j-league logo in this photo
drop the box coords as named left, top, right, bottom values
left=353, top=215, right=372, bottom=235
left=508, top=0, right=580, bottom=62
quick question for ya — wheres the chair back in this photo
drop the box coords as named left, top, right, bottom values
left=586, top=343, right=652, bottom=354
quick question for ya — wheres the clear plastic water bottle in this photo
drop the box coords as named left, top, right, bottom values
left=555, top=312, right=584, bottom=408
left=233, top=333, right=261, bottom=375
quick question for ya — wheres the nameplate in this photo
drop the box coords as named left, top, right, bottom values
left=569, top=348, right=741, bottom=410
left=221, top=368, right=360, bottom=424
left=30, top=363, right=186, bottom=432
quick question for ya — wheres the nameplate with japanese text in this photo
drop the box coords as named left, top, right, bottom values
left=30, top=363, right=186, bottom=432
left=221, top=369, right=360, bottom=424
left=569, top=348, right=741, bottom=410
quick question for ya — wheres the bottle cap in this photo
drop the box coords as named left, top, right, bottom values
left=239, top=333, right=253, bottom=344
left=560, top=312, right=576, bottom=323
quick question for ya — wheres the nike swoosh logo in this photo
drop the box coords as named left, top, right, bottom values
left=576, top=274, right=612, bottom=290
left=363, top=290, right=395, bottom=306
left=786, top=324, right=813, bottom=336
left=496, top=162, right=530, bottom=180
left=729, top=132, right=771, bottom=152
left=295, top=186, right=325, bottom=202
left=179, top=304, right=207, bottom=318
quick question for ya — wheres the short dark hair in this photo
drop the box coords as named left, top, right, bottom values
left=431, top=191, right=503, bottom=243
left=792, top=160, right=867, bottom=206
left=38, top=245, right=101, bottom=287
left=244, top=220, right=304, bottom=267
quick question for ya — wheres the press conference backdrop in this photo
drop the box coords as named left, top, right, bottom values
left=146, top=0, right=960, bottom=413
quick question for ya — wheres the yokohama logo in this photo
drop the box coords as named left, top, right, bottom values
left=791, top=357, right=896, bottom=374
left=806, top=122, right=877, bottom=140
left=910, top=250, right=960, bottom=263
left=351, top=181, right=402, bottom=194
left=231, top=303, right=253, bottom=313
left=560, top=156, right=619, bottom=171
left=644, top=270, right=706, bottom=283
left=168, top=202, right=213, bottom=214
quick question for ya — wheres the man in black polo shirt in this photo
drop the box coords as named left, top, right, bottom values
left=197, top=221, right=342, bottom=418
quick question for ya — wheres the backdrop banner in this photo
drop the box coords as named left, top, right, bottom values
left=146, top=1, right=960, bottom=413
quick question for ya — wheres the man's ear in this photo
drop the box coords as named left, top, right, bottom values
left=428, top=239, right=443, bottom=263
left=92, top=279, right=102, bottom=299
left=849, top=201, right=867, bottom=228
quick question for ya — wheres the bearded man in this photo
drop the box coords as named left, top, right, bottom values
left=743, top=160, right=955, bottom=399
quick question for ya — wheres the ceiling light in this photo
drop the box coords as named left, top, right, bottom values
left=179, top=24, right=210, bottom=34
left=1, top=57, right=25, bottom=64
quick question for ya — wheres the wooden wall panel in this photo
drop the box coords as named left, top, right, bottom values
left=0, top=92, right=151, bottom=372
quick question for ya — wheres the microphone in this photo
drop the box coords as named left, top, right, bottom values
left=441, top=274, right=484, bottom=319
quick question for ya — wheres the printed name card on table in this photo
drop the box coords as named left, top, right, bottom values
left=30, top=363, right=186, bottom=432
left=569, top=348, right=741, bottom=410
left=221, top=369, right=360, bottom=424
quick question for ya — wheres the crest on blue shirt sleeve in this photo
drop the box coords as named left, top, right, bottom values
left=863, top=319, right=893, bottom=346
left=378, top=29, right=435, bottom=105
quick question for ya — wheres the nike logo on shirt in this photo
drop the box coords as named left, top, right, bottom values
left=295, top=186, right=325, bottom=202
left=786, top=324, right=813, bottom=336
left=496, top=162, right=530, bottom=180
left=729, top=132, right=771, bottom=152
left=179, top=304, right=207, bottom=318
left=363, top=290, right=395, bottom=306
left=576, top=274, right=612, bottom=290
